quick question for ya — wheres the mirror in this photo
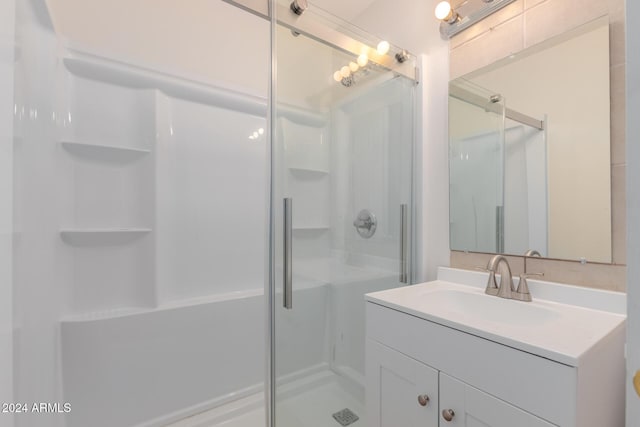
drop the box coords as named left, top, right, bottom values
left=449, top=17, right=611, bottom=263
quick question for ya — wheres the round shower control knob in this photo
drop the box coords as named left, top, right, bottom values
left=417, top=394, right=430, bottom=406
left=442, top=409, right=455, bottom=422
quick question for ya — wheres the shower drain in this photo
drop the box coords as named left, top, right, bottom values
left=332, top=408, right=359, bottom=426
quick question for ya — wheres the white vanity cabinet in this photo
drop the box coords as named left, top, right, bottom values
left=367, top=333, right=554, bottom=427
left=438, top=373, right=554, bottom=427
left=365, top=272, right=626, bottom=427
left=366, top=339, right=439, bottom=426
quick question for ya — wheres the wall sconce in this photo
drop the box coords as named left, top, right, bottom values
left=436, top=0, right=517, bottom=39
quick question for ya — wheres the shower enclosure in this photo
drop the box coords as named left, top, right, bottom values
left=7, top=1, right=416, bottom=426
left=270, top=3, right=416, bottom=425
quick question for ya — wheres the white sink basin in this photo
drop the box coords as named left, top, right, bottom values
left=422, top=288, right=561, bottom=327
left=365, top=268, right=626, bottom=366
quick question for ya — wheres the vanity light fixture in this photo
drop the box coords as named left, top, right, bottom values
left=434, top=1, right=459, bottom=24
left=395, top=49, right=410, bottom=63
left=248, top=127, right=264, bottom=141
left=436, top=0, right=517, bottom=39
left=376, top=41, right=390, bottom=55
left=333, top=62, right=358, bottom=87
left=333, top=53, right=371, bottom=87
left=357, top=53, right=368, bottom=67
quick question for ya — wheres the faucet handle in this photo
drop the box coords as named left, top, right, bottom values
left=513, top=273, right=543, bottom=302
left=484, top=269, right=499, bottom=296
left=520, top=272, right=544, bottom=281
left=475, top=266, right=499, bottom=296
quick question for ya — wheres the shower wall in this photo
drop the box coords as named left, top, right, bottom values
left=13, top=1, right=270, bottom=426
left=332, top=78, right=414, bottom=270
left=0, top=0, right=15, bottom=425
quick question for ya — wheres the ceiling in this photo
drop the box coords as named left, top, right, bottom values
left=311, top=0, right=379, bottom=22
left=312, top=0, right=446, bottom=55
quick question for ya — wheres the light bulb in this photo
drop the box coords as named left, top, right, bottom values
left=253, top=132, right=259, bottom=138
left=258, top=128, right=264, bottom=135
left=349, top=62, right=359, bottom=72
left=377, top=41, right=390, bottom=55
left=357, top=54, right=368, bottom=67
left=340, top=66, right=351, bottom=78
left=333, top=70, right=343, bottom=82
left=435, top=1, right=452, bottom=20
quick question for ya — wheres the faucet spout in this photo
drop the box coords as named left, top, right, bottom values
left=486, top=255, right=514, bottom=299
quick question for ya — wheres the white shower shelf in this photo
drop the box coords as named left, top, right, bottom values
left=292, top=225, right=330, bottom=231
left=288, top=167, right=329, bottom=175
left=61, top=141, right=150, bottom=162
left=62, top=54, right=267, bottom=117
left=60, top=228, right=152, bottom=246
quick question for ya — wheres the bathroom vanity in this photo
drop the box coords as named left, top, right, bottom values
left=365, top=268, right=626, bottom=427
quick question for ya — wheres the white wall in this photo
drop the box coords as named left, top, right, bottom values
left=418, top=48, right=450, bottom=282
left=45, top=0, right=269, bottom=97
left=0, top=0, right=14, bottom=425
left=626, top=0, right=640, bottom=422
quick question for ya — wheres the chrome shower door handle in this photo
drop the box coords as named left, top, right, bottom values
left=283, top=198, right=293, bottom=309
left=400, top=204, right=408, bottom=283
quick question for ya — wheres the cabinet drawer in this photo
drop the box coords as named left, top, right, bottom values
left=366, top=302, right=576, bottom=426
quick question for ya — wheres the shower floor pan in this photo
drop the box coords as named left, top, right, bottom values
left=169, top=370, right=363, bottom=427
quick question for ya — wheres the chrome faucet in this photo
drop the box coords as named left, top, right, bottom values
left=485, top=255, right=514, bottom=299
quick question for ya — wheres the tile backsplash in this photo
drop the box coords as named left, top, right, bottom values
left=448, top=0, right=626, bottom=291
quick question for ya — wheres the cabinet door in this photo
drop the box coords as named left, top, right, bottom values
left=439, top=373, right=556, bottom=427
left=366, top=338, right=439, bottom=427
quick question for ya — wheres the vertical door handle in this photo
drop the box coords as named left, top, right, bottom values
left=283, top=198, right=293, bottom=309
left=399, top=204, right=408, bottom=283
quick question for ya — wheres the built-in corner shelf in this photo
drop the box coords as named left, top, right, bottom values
left=60, top=228, right=152, bottom=246
left=288, top=167, right=329, bottom=175
left=293, top=225, right=330, bottom=231
left=61, top=141, right=150, bottom=163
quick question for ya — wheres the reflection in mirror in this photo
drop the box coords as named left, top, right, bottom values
left=449, top=17, right=611, bottom=263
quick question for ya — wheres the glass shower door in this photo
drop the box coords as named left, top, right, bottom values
left=270, top=5, right=416, bottom=425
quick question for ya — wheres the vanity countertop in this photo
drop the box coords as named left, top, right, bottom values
left=366, top=267, right=626, bottom=367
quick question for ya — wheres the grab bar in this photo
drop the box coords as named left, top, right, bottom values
left=400, top=204, right=408, bottom=283
left=283, top=198, right=293, bottom=309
